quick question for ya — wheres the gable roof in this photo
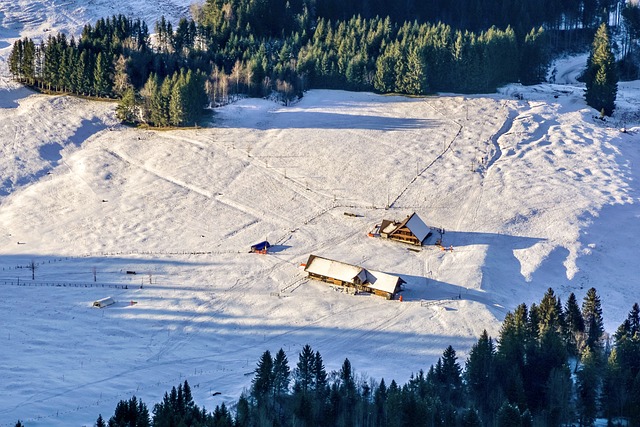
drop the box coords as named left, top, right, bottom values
left=390, top=212, right=430, bottom=243
left=304, top=255, right=367, bottom=285
left=305, top=255, right=404, bottom=295
left=365, top=269, right=405, bottom=294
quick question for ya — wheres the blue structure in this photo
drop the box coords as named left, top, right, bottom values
left=250, top=241, right=271, bottom=253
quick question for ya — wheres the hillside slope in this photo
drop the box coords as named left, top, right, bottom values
left=1, top=3, right=640, bottom=426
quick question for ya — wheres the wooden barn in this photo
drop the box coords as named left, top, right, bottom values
left=303, top=255, right=404, bottom=300
left=379, top=212, right=431, bottom=246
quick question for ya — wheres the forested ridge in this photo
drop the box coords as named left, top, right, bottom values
left=7, top=0, right=640, bottom=126
left=73, top=288, right=640, bottom=427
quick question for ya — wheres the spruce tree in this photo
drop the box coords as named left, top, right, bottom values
left=251, top=350, right=274, bottom=403
left=496, top=401, right=522, bottom=427
left=8, top=39, right=24, bottom=81
left=582, top=287, right=605, bottom=354
left=465, top=330, right=498, bottom=420
left=116, top=87, right=138, bottom=123
left=93, top=52, right=112, bottom=97
left=169, top=72, right=187, bottom=126
left=272, top=348, right=291, bottom=398
left=585, top=23, right=617, bottom=116
left=564, top=292, right=585, bottom=357
left=576, top=346, right=599, bottom=426
left=294, top=344, right=315, bottom=394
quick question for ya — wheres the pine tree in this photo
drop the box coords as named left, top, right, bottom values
left=21, top=38, right=36, bottom=85
left=582, top=287, right=605, bottom=354
left=273, top=348, right=291, bottom=398
left=8, top=39, right=24, bottom=81
left=585, top=23, right=618, bottom=116
left=461, top=408, right=483, bottom=427
left=235, top=394, right=251, bottom=427
left=294, top=344, right=315, bottom=395
left=169, top=72, right=187, bottom=126
left=602, top=348, right=626, bottom=423
left=496, top=401, right=522, bottom=427
left=439, top=345, right=463, bottom=406
left=576, top=346, right=600, bottom=426
left=95, top=414, right=106, bottom=427
left=398, top=46, right=428, bottom=95
left=564, top=292, right=585, bottom=357
left=251, top=350, right=274, bottom=403
left=93, top=52, right=112, bottom=97
left=465, top=330, right=499, bottom=421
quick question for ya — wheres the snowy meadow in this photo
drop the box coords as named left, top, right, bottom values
left=1, top=2, right=640, bottom=425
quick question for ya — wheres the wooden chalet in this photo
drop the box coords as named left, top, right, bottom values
left=379, top=212, right=431, bottom=246
left=303, top=254, right=405, bottom=300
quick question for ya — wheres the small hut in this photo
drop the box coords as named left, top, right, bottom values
left=379, top=212, right=431, bottom=246
left=250, top=241, right=271, bottom=254
left=93, top=296, right=115, bottom=308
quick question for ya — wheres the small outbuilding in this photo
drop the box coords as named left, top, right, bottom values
left=93, top=296, right=115, bottom=308
left=303, top=254, right=404, bottom=300
left=250, top=241, right=271, bottom=254
left=379, top=212, right=431, bottom=246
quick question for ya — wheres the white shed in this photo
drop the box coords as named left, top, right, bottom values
left=93, top=296, right=115, bottom=308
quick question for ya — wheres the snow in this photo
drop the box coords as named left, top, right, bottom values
left=364, top=270, right=403, bottom=295
left=1, top=2, right=640, bottom=426
left=304, top=255, right=367, bottom=285
left=404, top=212, right=431, bottom=243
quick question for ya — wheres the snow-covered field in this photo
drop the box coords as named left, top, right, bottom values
left=1, top=2, right=640, bottom=426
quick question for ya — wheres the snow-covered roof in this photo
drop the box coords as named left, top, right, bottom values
left=381, top=213, right=431, bottom=243
left=93, top=297, right=115, bottom=308
left=403, top=213, right=430, bottom=242
left=365, top=269, right=404, bottom=294
left=304, top=255, right=366, bottom=284
left=381, top=220, right=397, bottom=234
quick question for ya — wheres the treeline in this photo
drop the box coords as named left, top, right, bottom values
left=9, top=0, right=632, bottom=126
left=8, top=14, right=549, bottom=124
left=91, top=287, right=640, bottom=427
left=197, top=0, right=620, bottom=38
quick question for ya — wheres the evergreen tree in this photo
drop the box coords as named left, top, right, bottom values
left=461, top=408, right=483, bottom=427
left=94, top=52, right=112, bottom=97
left=576, top=346, right=600, bottom=426
left=140, top=73, right=160, bottom=124
left=544, top=365, right=572, bottom=426
left=273, top=348, right=291, bottom=398
left=294, top=344, right=316, bottom=395
left=497, top=304, right=528, bottom=409
left=96, top=414, right=106, bottom=427
left=438, top=345, right=463, bottom=406
left=585, top=23, right=617, bottom=116
left=169, top=72, right=187, bottom=126
left=397, top=45, right=428, bottom=95
left=235, top=394, right=250, bottom=427
left=565, top=292, right=585, bottom=357
left=465, top=330, right=499, bottom=421
left=602, top=348, right=626, bottom=423
left=251, top=350, right=274, bottom=403
left=582, top=287, right=605, bottom=354
left=108, top=396, right=149, bottom=427
left=496, top=401, right=522, bottom=427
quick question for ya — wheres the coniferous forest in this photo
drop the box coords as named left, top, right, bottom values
left=8, top=0, right=640, bottom=125
left=84, top=288, right=640, bottom=427
left=8, top=0, right=639, bottom=127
